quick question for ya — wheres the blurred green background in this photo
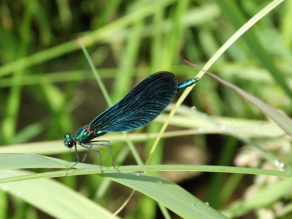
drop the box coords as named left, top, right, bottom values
left=0, top=0, right=292, bottom=218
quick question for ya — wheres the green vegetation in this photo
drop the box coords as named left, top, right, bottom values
left=0, top=0, right=291, bottom=218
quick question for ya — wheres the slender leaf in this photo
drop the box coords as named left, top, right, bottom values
left=1, top=154, right=292, bottom=180
left=0, top=170, right=119, bottom=219
left=222, top=178, right=292, bottom=218
left=185, top=61, right=292, bottom=137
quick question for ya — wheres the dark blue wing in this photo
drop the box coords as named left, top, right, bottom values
left=89, top=71, right=178, bottom=132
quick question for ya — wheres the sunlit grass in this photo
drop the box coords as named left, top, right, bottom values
left=0, top=0, right=290, bottom=218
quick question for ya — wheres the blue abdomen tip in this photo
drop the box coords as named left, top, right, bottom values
left=178, top=77, right=200, bottom=90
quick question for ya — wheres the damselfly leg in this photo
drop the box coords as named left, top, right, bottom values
left=66, top=145, right=79, bottom=176
left=80, top=143, right=104, bottom=173
left=91, top=140, right=119, bottom=172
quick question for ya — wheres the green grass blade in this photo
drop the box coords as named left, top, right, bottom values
left=1, top=0, right=35, bottom=144
left=146, top=0, right=189, bottom=164
left=0, top=0, right=176, bottom=78
left=218, top=174, right=243, bottom=208
left=147, top=0, right=283, bottom=164
left=0, top=170, right=119, bottom=219
left=0, top=154, right=71, bottom=169
left=1, top=164, right=292, bottom=183
left=214, top=0, right=292, bottom=97
left=1, top=154, right=292, bottom=179
left=12, top=119, right=48, bottom=144
left=0, top=190, right=7, bottom=219
left=111, top=16, right=144, bottom=103
left=3, top=154, right=292, bottom=218
left=222, top=178, right=292, bottom=218
left=187, top=62, right=292, bottom=137
left=0, top=165, right=228, bottom=219
left=280, top=0, right=292, bottom=47
left=104, top=173, right=227, bottom=219
left=55, top=0, right=72, bottom=30
left=78, top=39, right=112, bottom=106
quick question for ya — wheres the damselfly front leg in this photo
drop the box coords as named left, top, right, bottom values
left=66, top=145, right=79, bottom=176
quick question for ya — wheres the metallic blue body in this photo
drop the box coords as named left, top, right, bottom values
left=73, top=126, right=105, bottom=143
left=177, top=78, right=198, bottom=90
left=63, top=72, right=199, bottom=173
left=64, top=72, right=199, bottom=147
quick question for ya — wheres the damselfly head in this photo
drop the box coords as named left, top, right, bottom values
left=64, top=133, right=74, bottom=148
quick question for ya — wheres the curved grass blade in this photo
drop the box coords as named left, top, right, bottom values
left=0, top=170, right=119, bottom=219
left=0, top=169, right=227, bottom=219
left=185, top=61, right=292, bottom=137
left=1, top=165, right=292, bottom=184
left=103, top=173, right=228, bottom=219
left=214, top=0, right=292, bottom=97
left=146, top=0, right=283, bottom=164
left=1, top=154, right=292, bottom=180
left=0, top=154, right=69, bottom=169
left=1, top=154, right=292, bottom=218
left=2, top=159, right=292, bottom=218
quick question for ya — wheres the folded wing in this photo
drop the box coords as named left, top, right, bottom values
left=89, top=72, right=178, bottom=132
